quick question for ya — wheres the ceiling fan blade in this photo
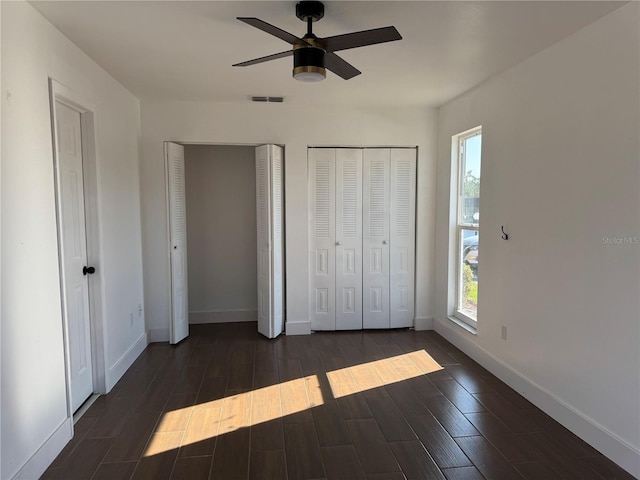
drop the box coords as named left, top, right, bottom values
left=237, top=17, right=306, bottom=46
left=233, top=50, right=293, bottom=67
left=321, top=26, right=402, bottom=53
left=324, top=52, right=361, bottom=80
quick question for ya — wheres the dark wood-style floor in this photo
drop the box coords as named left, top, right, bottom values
left=42, top=322, right=634, bottom=480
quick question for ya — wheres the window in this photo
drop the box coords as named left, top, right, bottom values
left=454, top=128, right=482, bottom=327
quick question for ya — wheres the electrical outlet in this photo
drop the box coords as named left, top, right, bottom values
left=501, top=325, right=508, bottom=341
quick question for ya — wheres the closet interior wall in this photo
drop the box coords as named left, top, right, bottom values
left=184, top=145, right=258, bottom=324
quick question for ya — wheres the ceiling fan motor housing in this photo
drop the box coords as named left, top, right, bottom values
left=293, top=46, right=326, bottom=80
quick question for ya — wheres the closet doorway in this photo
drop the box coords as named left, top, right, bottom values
left=184, top=144, right=259, bottom=327
left=165, top=143, right=284, bottom=341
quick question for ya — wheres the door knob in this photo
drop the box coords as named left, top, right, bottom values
left=83, top=266, right=96, bottom=275
left=382, top=240, right=388, bottom=244
left=336, top=241, right=342, bottom=246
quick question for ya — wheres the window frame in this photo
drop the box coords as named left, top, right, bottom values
left=453, top=127, right=482, bottom=328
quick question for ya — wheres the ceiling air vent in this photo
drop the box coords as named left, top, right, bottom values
left=251, top=96, right=284, bottom=103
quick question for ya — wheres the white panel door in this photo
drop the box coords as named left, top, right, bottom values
left=55, top=101, right=93, bottom=412
left=165, top=142, right=189, bottom=344
left=390, top=149, right=416, bottom=328
left=335, top=149, right=363, bottom=330
left=256, top=144, right=284, bottom=339
left=363, top=149, right=391, bottom=329
left=309, top=148, right=336, bottom=330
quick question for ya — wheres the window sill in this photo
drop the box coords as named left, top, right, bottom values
left=446, top=315, right=478, bottom=335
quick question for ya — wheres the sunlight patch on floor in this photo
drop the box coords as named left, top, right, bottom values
left=144, top=350, right=442, bottom=457
left=327, top=349, right=443, bottom=398
left=145, top=374, right=323, bottom=457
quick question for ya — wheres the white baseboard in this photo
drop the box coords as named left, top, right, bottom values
left=148, top=327, right=169, bottom=343
left=286, top=321, right=311, bottom=335
left=106, top=331, right=148, bottom=391
left=434, top=316, right=640, bottom=478
left=12, top=417, right=72, bottom=480
left=414, top=316, right=434, bottom=330
left=189, top=309, right=257, bottom=324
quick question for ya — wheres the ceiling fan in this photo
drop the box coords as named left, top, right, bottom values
left=233, top=1, right=402, bottom=82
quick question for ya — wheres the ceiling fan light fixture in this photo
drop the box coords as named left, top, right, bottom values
left=293, top=65, right=326, bottom=82
left=293, top=46, right=326, bottom=81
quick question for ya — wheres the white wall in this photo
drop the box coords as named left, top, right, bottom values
left=184, top=145, right=258, bottom=323
left=435, top=4, right=639, bottom=476
left=1, top=2, right=146, bottom=478
left=141, top=102, right=437, bottom=339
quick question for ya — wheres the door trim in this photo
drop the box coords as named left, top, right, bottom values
left=49, top=78, right=107, bottom=420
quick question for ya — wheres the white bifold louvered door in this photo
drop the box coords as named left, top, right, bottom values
left=362, top=149, right=391, bottom=328
left=309, top=148, right=337, bottom=330
left=310, top=147, right=414, bottom=331
left=389, top=149, right=416, bottom=328
left=335, top=149, right=363, bottom=329
left=165, top=142, right=189, bottom=344
left=362, top=148, right=416, bottom=328
left=256, top=144, right=284, bottom=339
left=310, top=148, right=363, bottom=331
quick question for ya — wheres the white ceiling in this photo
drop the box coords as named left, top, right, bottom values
left=30, top=1, right=624, bottom=107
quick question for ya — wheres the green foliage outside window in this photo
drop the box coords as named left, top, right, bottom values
left=462, top=264, right=478, bottom=307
